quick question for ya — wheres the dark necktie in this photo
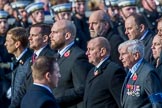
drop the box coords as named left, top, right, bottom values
left=123, top=71, right=132, bottom=95
left=32, top=53, right=37, bottom=63
left=124, top=71, right=132, bottom=85
left=54, top=53, right=60, bottom=61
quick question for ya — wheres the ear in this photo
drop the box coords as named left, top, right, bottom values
left=43, top=35, right=49, bottom=42
left=139, top=24, right=145, bottom=32
left=104, top=22, right=110, bottom=29
left=100, top=47, right=107, bottom=57
left=65, top=32, right=71, bottom=40
left=15, top=41, right=21, bottom=48
left=133, top=52, right=140, bottom=61
left=45, top=72, right=51, bottom=82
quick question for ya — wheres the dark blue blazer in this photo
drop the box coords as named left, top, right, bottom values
left=21, top=84, right=59, bottom=108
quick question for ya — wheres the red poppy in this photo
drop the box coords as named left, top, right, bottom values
left=132, top=73, right=137, bottom=81
left=64, top=50, right=70, bottom=57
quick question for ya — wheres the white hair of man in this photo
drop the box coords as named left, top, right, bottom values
left=118, top=39, right=145, bottom=58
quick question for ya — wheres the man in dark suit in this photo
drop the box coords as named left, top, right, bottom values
left=88, top=10, right=124, bottom=66
left=118, top=39, right=162, bottom=108
left=50, top=20, right=93, bottom=108
left=124, top=13, right=155, bottom=62
left=84, top=37, right=126, bottom=108
left=4, top=27, right=32, bottom=108
left=10, top=23, right=55, bottom=108
left=51, top=2, right=90, bottom=51
left=21, top=56, right=60, bottom=108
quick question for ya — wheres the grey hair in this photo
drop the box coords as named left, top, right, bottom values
left=118, top=39, right=145, bottom=58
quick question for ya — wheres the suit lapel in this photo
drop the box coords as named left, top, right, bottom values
left=88, top=59, right=111, bottom=83
left=39, top=45, right=51, bottom=56
left=58, top=45, right=74, bottom=65
left=122, top=59, right=145, bottom=105
left=142, top=30, right=153, bottom=46
left=58, top=55, right=67, bottom=65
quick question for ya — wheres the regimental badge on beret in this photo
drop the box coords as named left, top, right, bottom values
left=0, top=10, right=9, bottom=19
left=11, top=1, right=31, bottom=9
left=51, top=3, right=72, bottom=14
left=105, top=0, right=118, bottom=7
left=118, top=0, right=136, bottom=7
left=25, top=2, right=44, bottom=15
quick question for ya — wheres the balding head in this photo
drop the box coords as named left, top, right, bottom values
left=89, top=10, right=110, bottom=23
left=53, top=20, right=76, bottom=38
left=86, top=37, right=111, bottom=65
left=89, top=37, right=111, bottom=53
left=50, top=20, right=77, bottom=50
left=89, top=10, right=110, bottom=38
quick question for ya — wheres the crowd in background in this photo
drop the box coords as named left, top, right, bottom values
left=0, top=0, right=162, bottom=108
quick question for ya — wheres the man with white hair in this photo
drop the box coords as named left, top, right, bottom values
left=118, top=39, right=162, bottom=108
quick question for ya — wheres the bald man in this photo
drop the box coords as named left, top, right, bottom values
left=84, top=37, right=126, bottom=108
left=89, top=10, right=124, bottom=66
left=49, top=20, right=93, bottom=108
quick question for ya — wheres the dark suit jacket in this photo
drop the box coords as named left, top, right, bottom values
left=83, top=59, right=126, bottom=108
left=121, top=59, right=162, bottom=108
left=155, top=52, right=162, bottom=84
left=53, top=44, right=93, bottom=108
left=9, top=45, right=55, bottom=108
left=141, top=30, right=155, bottom=63
left=104, top=29, right=124, bottom=66
left=21, top=84, right=59, bottom=108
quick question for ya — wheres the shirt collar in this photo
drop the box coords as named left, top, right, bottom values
left=34, top=45, right=47, bottom=57
left=96, top=56, right=110, bottom=68
left=33, top=83, right=52, bottom=93
left=140, top=30, right=149, bottom=40
left=16, top=48, right=28, bottom=61
left=59, top=41, right=74, bottom=57
left=129, top=58, right=143, bottom=78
